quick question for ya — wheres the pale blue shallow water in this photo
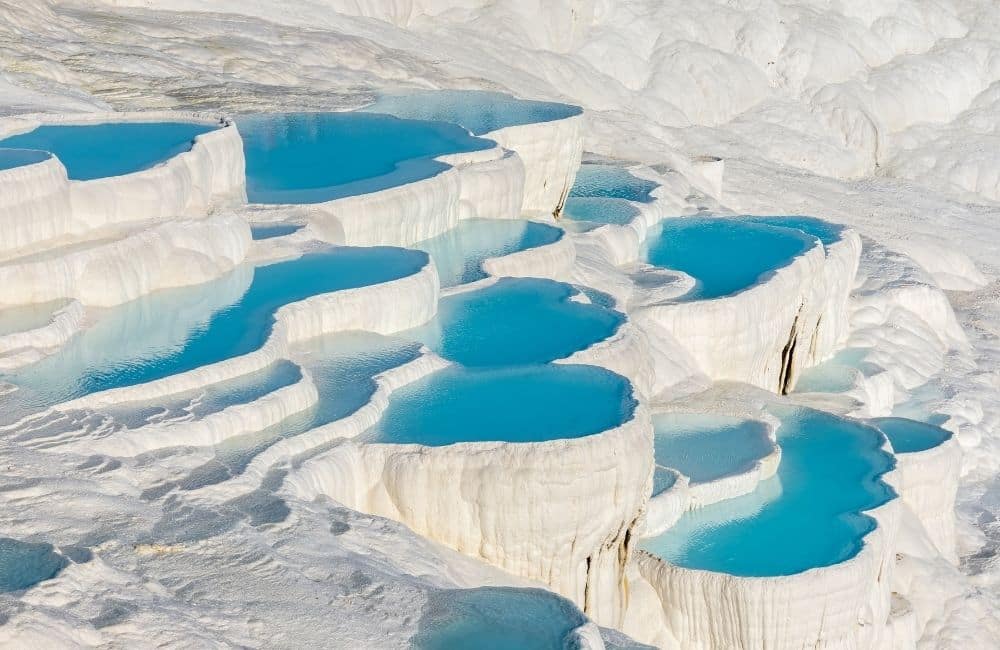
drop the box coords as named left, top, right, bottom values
left=652, top=466, right=679, bottom=497
left=412, top=277, right=624, bottom=367
left=742, top=215, right=844, bottom=246
left=0, top=148, right=51, bottom=171
left=653, top=413, right=773, bottom=484
left=0, top=122, right=217, bottom=180
left=794, top=348, right=875, bottom=394
left=562, top=197, right=640, bottom=227
left=250, top=223, right=303, bottom=240
left=412, top=218, right=563, bottom=287
left=568, top=164, right=657, bottom=202
left=870, top=417, right=951, bottom=454
left=362, top=90, right=582, bottom=135
left=643, top=217, right=816, bottom=300
left=367, top=364, right=636, bottom=446
left=412, top=587, right=588, bottom=650
left=0, top=538, right=67, bottom=592
left=5, top=247, right=427, bottom=409
left=640, top=408, right=896, bottom=576
left=239, top=112, right=492, bottom=204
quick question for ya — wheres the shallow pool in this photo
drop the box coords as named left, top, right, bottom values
left=0, top=122, right=217, bottom=180
left=362, top=90, right=581, bottom=136
left=568, top=164, right=657, bottom=203
left=239, top=112, right=492, bottom=204
left=367, top=364, right=635, bottom=446
left=6, top=247, right=427, bottom=409
left=250, top=223, right=303, bottom=240
left=412, top=277, right=623, bottom=367
left=794, top=348, right=874, bottom=394
left=0, top=299, right=68, bottom=337
left=412, top=218, right=562, bottom=287
left=412, top=587, right=588, bottom=650
left=653, top=413, right=773, bottom=484
left=742, top=215, right=844, bottom=246
left=640, top=408, right=895, bottom=576
left=870, top=417, right=951, bottom=454
left=0, top=148, right=51, bottom=171
left=0, top=538, right=67, bottom=592
left=562, top=197, right=640, bottom=227
left=643, top=217, right=816, bottom=300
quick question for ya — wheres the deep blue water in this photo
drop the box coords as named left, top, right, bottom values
left=870, top=417, right=951, bottom=454
left=0, top=148, right=51, bottom=171
left=414, top=277, right=624, bottom=367
left=640, top=408, right=896, bottom=576
left=643, top=217, right=816, bottom=300
left=0, top=122, right=216, bottom=180
left=412, top=218, right=563, bottom=287
left=7, top=247, right=427, bottom=408
left=250, top=223, right=303, bottom=240
left=568, top=164, right=657, bottom=202
left=412, top=587, right=588, bottom=650
left=362, top=90, right=582, bottom=135
left=0, top=538, right=67, bottom=592
left=238, top=112, right=492, bottom=204
left=368, top=364, right=636, bottom=446
left=653, top=413, right=773, bottom=484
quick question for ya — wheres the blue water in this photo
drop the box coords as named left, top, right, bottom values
left=871, top=417, right=951, bottom=454
left=742, top=216, right=844, bottom=246
left=643, top=217, right=816, bottom=300
left=794, top=348, right=874, bottom=394
left=413, top=277, right=623, bottom=367
left=412, top=219, right=563, bottom=287
left=413, top=587, right=588, bottom=650
left=239, top=112, right=492, bottom=204
left=368, top=364, right=635, bottom=446
left=363, top=90, right=581, bottom=136
left=640, top=408, right=896, bottom=576
left=250, top=223, right=303, bottom=240
left=652, top=466, right=679, bottom=497
left=0, top=122, right=217, bottom=180
left=6, top=247, right=427, bottom=409
left=562, top=197, right=640, bottom=226
left=0, top=148, right=51, bottom=171
left=653, top=413, right=773, bottom=484
left=568, top=164, right=657, bottom=202
left=0, top=538, right=67, bottom=592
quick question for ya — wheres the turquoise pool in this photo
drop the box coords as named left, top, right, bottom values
left=239, top=112, right=492, bottom=204
left=742, top=215, right=844, bottom=246
left=412, top=218, right=562, bottom=287
left=5, top=247, right=427, bottom=409
left=412, top=277, right=623, bottom=367
left=0, top=121, right=217, bottom=180
left=0, top=538, right=67, bottom=592
left=362, top=90, right=582, bottom=136
left=640, top=408, right=896, bottom=576
left=643, top=217, right=816, bottom=300
left=870, top=417, right=951, bottom=454
left=367, top=364, right=635, bottom=446
left=0, top=148, right=51, bottom=171
left=653, top=413, right=773, bottom=484
left=568, top=164, right=657, bottom=203
left=250, top=223, right=303, bottom=240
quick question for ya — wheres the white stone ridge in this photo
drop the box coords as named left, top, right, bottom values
left=0, top=111, right=246, bottom=260
left=480, top=224, right=576, bottom=283
left=0, top=299, right=84, bottom=371
left=0, top=213, right=251, bottom=308
left=286, top=398, right=653, bottom=629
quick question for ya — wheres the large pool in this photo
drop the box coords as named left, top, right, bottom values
left=362, top=89, right=581, bottom=136
left=5, top=247, right=427, bottom=409
left=640, top=408, right=896, bottom=576
left=653, top=413, right=773, bottom=484
left=0, top=121, right=217, bottom=180
left=643, top=217, right=816, bottom=301
left=367, top=364, right=635, bottom=446
left=870, top=417, right=951, bottom=454
left=412, top=277, right=623, bottom=367
left=239, top=112, right=493, bottom=204
left=412, top=218, right=563, bottom=287
left=411, top=587, right=589, bottom=650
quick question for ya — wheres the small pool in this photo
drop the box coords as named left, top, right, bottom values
left=568, top=164, right=657, bottom=203
left=6, top=247, right=427, bottom=408
left=794, top=348, right=874, bottom=394
left=653, top=413, right=773, bottom=484
left=643, top=217, right=816, bottom=301
left=239, top=112, right=493, bottom=204
left=640, top=408, right=895, bottom=576
left=412, top=218, right=562, bottom=287
left=412, top=277, right=623, bottom=367
left=870, top=417, right=951, bottom=454
left=412, top=587, right=588, bottom=650
left=362, top=90, right=582, bottom=136
left=0, top=148, right=51, bottom=171
left=367, top=364, right=635, bottom=446
left=0, top=122, right=217, bottom=180
left=250, top=223, right=303, bottom=240
left=0, top=299, right=68, bottom=337
left=742, top=215, right=844, bottom=246
left=0, top=538, right=68, bottom=592
left=562, top=197, right=640, bottom=227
